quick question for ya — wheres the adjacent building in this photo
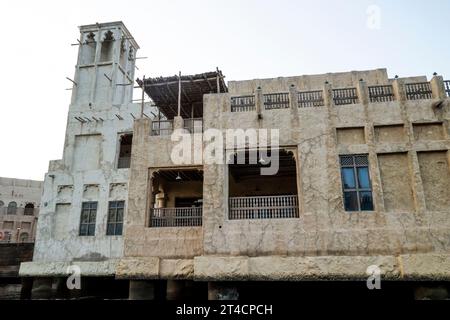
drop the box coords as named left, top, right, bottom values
left=19, top=21, right=450, bottom=300
left=0, top=177, right=42, bottom=299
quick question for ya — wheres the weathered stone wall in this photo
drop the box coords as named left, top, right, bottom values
left=120, top=71, right=450, bottom=281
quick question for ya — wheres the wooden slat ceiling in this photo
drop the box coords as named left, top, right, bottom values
left=137, top=70, right=228, bottom=119
left=154, top=169, right=204, bottom=182
left=229, top=150, right=297, bottom=181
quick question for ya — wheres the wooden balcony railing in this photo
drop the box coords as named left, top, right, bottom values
left=368, top=85, right=395, bottom=103
left=150, top=207, right=202, bottom=227
left=229, top=195, right=299, bottom=220
left=444, top=80, right=450, bottom=98
left=405, top=82, right=432, bottom=100
left=264, top=93, right=290, bottom=110
left=333, top=88, right=358, bottom=105
left=297, top=90, right=324, bottom=108
left=231, top=95, right=255, bottom=112
left=151, top=120, right=173, bottom=136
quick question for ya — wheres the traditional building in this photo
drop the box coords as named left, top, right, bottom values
left=20, top=21, right=450, bottom=300
left=0, top=177, right=42, bottom=299
left=0, top=177, right=42, bottom=243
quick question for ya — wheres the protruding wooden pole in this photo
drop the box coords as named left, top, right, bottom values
left=178, top=71, right=182, bottom=117
left=141, top=75, right=145, bottom=118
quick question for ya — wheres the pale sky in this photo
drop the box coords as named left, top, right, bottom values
left=0, top=0, right=449, bottom=181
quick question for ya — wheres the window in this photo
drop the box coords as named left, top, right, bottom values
left=106, top=201, right=124, bottom=236
left=79, top=202, right=97, bottom=236
left=24, top=203, right=34, bottom=215
left=7, top=202, right=17, bottom=215
left=340, top=155, right=374, bottom=211
left=19, top=233, right=29, bottom=243
left=0, top=200, right=4, bottom=207
left=117, top=134, right=133, bottom=169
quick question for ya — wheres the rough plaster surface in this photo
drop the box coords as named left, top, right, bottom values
left=21, top=36, right=450, bottom=283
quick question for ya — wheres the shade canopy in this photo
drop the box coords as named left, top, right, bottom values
left=137, top=70, right=227, bottom=119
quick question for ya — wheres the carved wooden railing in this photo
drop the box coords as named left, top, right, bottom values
left=150, top=207, right=202, bottom=227
left=229, top=195, right=298, bottom=220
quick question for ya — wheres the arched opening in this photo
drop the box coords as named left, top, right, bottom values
left=100, top=30, right=114, bottom=62
left=81, top=32, right=96, bottom=65
left=24, top=203, right=35, bottom=215
left=19, top=232, right=29, bottom=243
left=7, top=201, right=17, bottom=215
left=0, top=200, right=4, bottom=207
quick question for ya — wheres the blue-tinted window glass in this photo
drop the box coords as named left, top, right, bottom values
left=360, top=191, right=374, bottom=211
left=341, top=168, right=356, bottom=189
left=357, top=167, right=370, bottom=189
left=343, top=191, right=358, bottom=211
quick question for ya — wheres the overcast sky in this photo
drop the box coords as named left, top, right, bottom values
left=0, top=0, right=449, bottom=181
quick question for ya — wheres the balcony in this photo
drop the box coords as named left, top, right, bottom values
left=229, top=195, right=298, bottom=220
left=150, top=207, right=202, bottom=227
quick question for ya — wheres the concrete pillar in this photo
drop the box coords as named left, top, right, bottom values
left=166, top=280, right=184, bottom=300
left=174, top=115, right=184, bottom=130
left=20, top=277, right=33, bottom=300
left=392, top=79, right=406, bottom=102
left=430, top=75, right=446, bottom=100
left=255, top=86, right=263, bottom=119
left=356, top=79, right=369, bottom=105
left=31, top=277, right=54, bottom=300
left=208, top=282, right=239, bottom=300
left=129, top=280, right=155, bottom=300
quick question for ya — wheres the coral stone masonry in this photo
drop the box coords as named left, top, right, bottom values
left=18, top=21, right=450, bottom=300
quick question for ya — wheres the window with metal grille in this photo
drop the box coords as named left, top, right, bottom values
left=405, top=82, right=432, bottom=100
left=339, top=155, right=374, bottom=211
left=264, top=93, right=290, bottom=109
left=333, top=88, right=358, bottom=105
left=231, top=95, right=255, bottom=112
left=368, top=85, right=395, bottom=102
left=79, top=202, right=97, bottom=236
left=106, top=201, right=124, bottom=236
left=444, top=80, right=450, bottom=98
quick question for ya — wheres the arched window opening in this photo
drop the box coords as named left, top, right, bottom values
left=100, top=30, right=114, bottom=62
left=7, top=202, right=17, bottom=215
left=24, top=203, right=35, bottom=215
left=81, top=32, right=96, bottom=65
left=20, top=232, right=29, bottom=243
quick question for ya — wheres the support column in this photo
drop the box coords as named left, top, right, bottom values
left=20, top=277, right=33, bottom=300
left=207, top=282, right=239, bottom=300
left=31, top=277, right=54, bottom=300
left=255, top=86, right=263, bottom=119
left=129, top=280, right=155, bottom=300
left=174, top=115, right=184, bottom=130
left=166, top=280, right=184, bottom=300
left=430, top=74, right=446, bottom=100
